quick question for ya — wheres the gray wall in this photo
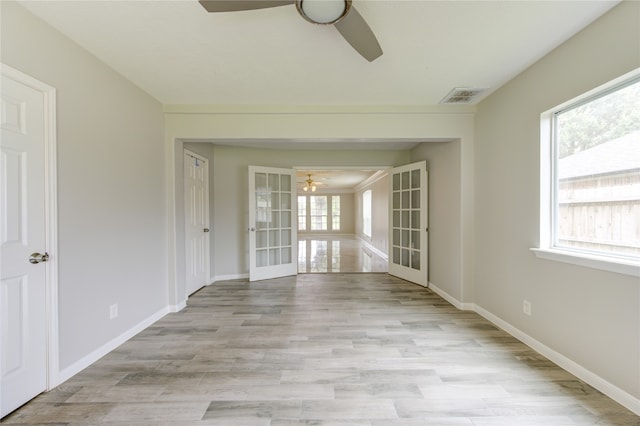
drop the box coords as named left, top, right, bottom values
left=474, top=1, right=640, bottom=399
left=337, top=193, right=356, bottom=235
left=1, top=3, right=167, bottom=371
left=411, top=141, right=462, bottom=299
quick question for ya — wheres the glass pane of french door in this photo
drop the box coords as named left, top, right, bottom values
left=388, top=161, right=428, bottom=286
left=249, top=166, right=297, bottom=281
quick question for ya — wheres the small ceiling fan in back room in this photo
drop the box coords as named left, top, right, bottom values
left=198, top=0, right=383, bottom=62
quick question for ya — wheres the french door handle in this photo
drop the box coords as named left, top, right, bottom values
left=249, top=227, right=255, bottom=232
left=29, top=252, right=49, bottom=264
left=204, top=228, right=210, bottom=233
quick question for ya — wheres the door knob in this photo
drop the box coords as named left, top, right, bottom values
left=29, top=252, right=49, bottom=264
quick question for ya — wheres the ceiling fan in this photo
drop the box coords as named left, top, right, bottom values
left=198, top=0, right=383, bottom=62
left=298, top=174, right=324, bottom=192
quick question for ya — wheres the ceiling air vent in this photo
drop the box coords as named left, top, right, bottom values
left=439, top=87, right=488, bottom=104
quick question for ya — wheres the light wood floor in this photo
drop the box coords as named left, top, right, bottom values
left=4, top=274, right=638, bottom=425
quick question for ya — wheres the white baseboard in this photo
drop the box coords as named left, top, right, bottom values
left=357, top=236, right=388, bottom=261
left=428, top=281, right=474, bottom=311
left=428, top=281, right=639, bottom=416
left=56, top=305, right=170, bottom=385
left=473, top=304, right=640, bottom=416
left=214, top=273, right=249, bottom=281
left=168, top=301, right=186, bottom=312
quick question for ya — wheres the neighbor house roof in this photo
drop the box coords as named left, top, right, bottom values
left=559, top=131, right=640, bottom=180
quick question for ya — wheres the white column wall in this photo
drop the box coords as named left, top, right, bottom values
left=164, top=107, right=475, bottom=306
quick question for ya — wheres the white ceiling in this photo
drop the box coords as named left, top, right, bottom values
left=14, top=0, right=620, bottom=189
left=19, top=0, right=618, bottom=106
left=296, top=169, right=381, bottom=191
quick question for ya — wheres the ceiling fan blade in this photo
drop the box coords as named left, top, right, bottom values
left=199, top=0, right=293, bottom=13
left=334, top=6, right=382, bottom=62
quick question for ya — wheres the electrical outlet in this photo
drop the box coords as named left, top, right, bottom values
left=109, top=304, right=118, bottom=320
left=523, top=300, right=532, bottom=316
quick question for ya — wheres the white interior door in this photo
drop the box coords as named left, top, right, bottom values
left=388, top=161, right=428, bottom=286
left=249, top=166, right=297, bottom=281
left=184, top=150, right=210, bottom=296
left=1, top=70, right=49, bottom=416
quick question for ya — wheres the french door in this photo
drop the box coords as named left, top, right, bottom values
left=248, top=166, right=297, bottom=281
left=388, top=161, right=428, bottom=286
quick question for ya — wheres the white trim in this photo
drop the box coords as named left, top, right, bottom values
left=473, top=304, right=640, bottom=416
left=357, top=236, right=388, bottom=261
left=354, top=169, right=390, bottom=192
left=298, top=232, right=355, bottom=237
left=362, top=189, right=372, bottom=237
left=214, top=273, right=249, bottom=281
left=531, top=248, right=640, bottom=277
left=301, top=188, right=355, bottom=195
left=44, top=77, right=60, bottom=390
left=168, top=301, right=187, bottom=313
left=165, top=104, right=476, bottom=115
left=428, top=281, right=474, bottom=311
left=57, top=306, right=170, bottom=384
left=1, top=64, right=60, bottom=390
left=425, top=281, right=640, bottom=416
left=293, top=165, right=391, bottom=171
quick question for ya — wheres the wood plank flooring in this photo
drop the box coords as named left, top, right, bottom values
left=4, top=274, right=638, bottom=425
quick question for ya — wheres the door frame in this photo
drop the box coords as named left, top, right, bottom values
left=183, top=149, right=210, bottom=295
left=1, top=64, right=59, bottom=390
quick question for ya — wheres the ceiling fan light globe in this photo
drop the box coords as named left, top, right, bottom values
left=296, top=0, right=351, bottom=25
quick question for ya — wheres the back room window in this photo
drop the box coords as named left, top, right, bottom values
left=552, top=76, right=640, bottom=260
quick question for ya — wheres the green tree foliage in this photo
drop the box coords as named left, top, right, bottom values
left=557, top=80, right=640, bottom=158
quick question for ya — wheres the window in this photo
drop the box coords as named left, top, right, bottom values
left=310, top=196, right=328, bottom=231
left=297, top=195, right=341, bottom=232
left=363, top=190, right=372, bottom=237
left=297, top=195, right=306, bottom=231
left=536, top=71, right=640, bottom=275
left=332, top=196, right=341, bottom=230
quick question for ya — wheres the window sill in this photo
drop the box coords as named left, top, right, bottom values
left=530, top=248, right=640, bottom=277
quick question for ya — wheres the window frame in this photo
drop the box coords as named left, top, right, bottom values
left=309, top=195, right=328, bottom=231
left=297, top=195, right=306, bottom=231
left=297, top=194, right=341, bottom=232
left=331, top=196, right=341, bottom=231
left=362, top=189, right=372, bottom=238
left=533, top=69, right=640, bottom=277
